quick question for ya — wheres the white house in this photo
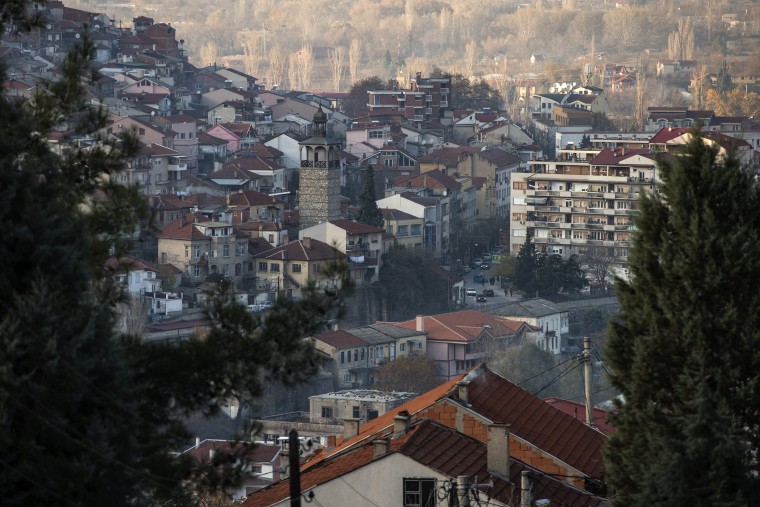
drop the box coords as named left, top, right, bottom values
left=489, top=298, right=571, bottom=354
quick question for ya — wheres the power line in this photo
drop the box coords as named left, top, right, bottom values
left=535, top=361, right=582, bottom=397
left=516, top=354, right=579, bottom=386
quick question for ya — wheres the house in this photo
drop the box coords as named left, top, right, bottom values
left=390, top=310, right=536, bottom=380
left=153, top=113, right=201, bottom=171
left=309, top=390, right=415, bottom=424
left=298, top=220, right=385, bottom=287
left=380, top=208, right=424, bottom=251
left=487, top=298, right=571, bottom=354
left=206, top=123, right=242, bottom=153
left=121, top=142, right=188, bottom=195
left=311, top=329, right=371, bottom=390
left=226, top=189, right=284, bottom=223
left=243, top=364, right=607, bottom=507
left=367, top=72, right=451, bottom=126
left=655, top=59, right=697, bottom=79
left=107, top=255, right=162, bottom=296
left=252, top=237, right=344, bottom=300
left=156, top=214, right=250, bottom=288
left=197, top=131, right=229, bottom=175
left=107, top=116, right=176, bottom=149
left=183, top=440, right=282, bottom=499
left=376, top=192, right=443, bottom=256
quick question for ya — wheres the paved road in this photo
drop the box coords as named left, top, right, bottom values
left=460, top=263, right=522, bottom=310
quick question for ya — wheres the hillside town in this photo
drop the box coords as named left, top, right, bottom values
left=4, top=1, right=760, bottom=506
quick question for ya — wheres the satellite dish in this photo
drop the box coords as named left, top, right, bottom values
left=572, top=82, right=577, bottom=87
left=75, top=33, right=80, bottom=38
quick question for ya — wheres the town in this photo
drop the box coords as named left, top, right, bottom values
left=3, top=0, right=760, bottom=505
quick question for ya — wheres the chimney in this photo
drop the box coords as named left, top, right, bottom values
left=326, top=435, right=337, bottom=449
left=393, top=411, right=411, bottom=438
left=487, top=423, right=511, bottom=479
left=343, top=417, right=360, bottom=440
left=303, top=237, right=312, bottom=249
left=372, top=438, right=389, bottom=458
left=209, top=448, right=216, bottom=460
left=195, top=437, right=201, bottom=449
left=520, top=470, right=532, bottom=507
left=415, top=315, right=425, bottom=332
left=456, top=380, right=470, bottom=405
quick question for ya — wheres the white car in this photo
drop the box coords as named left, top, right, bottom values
left=466, top=288, right=477, bottom=297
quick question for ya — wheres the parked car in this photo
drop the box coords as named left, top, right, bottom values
left=482, top=289, right=495, bottom=297
left=466, top=288, right=477, bottom=297
left=480, top=263, right=490, bottom=270
left=473, top=258, right=483, bottom=267
left=476, top=295, right=487, bottom=302
left=483, top=253, right=492, bottom=262
left=258, top=300, right=274, bottom=310
left=473, top=274, right=486, bottom=283
left=247, top=304, right=262, bottom=313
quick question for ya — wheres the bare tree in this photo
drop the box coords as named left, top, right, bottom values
left=668, top=17, right=695, bottom=60
left=634, top=63, right=649, bottom=129
left=580, top=246, right=616, bottom=292
left=243, top=34, right=261, bottom=81
left=287, top=52, right=299, bottom=90
left=267, top=44, right=288, bottom=90
left=603, top=8, right=643, bottom=48
left=118, top=297, right=151, bottom=336
left=295, top=44, right=314, bottom=91
left=372, top=354, right=442, bottom=393
left=198, top=40, right=219, bottom=67
left=329, top=46, right=346, bottom=92
left=348, top=38, right=361, bottom=87
left=463, top=41, right=477, bottom=78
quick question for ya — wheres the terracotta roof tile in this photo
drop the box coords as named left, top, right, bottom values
left=330, top=219, right=384, bottom=234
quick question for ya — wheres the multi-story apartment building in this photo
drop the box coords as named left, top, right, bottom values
left=367, top=73, right=450, bottom=127
left=156, top=214, right=249, bottom=288
left=509, top=146, right=657, bottom=264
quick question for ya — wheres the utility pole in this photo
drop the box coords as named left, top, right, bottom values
left=456, top=475, right=470, bottom=506
left=583, top=337, right=595, bottom=428
left=289, top=429, right=301, bottom=507
left=520, top=470, right=532, bottom=507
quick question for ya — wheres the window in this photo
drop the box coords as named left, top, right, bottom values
left=321, top=406, right=333, bottom=418
left=237, top=243, right=246, bottom=256
left=400, top=343, right=406, bottom=352
left=270, top=263, right=280, bottom=272
left=193, top=265, right=200, bottom=277
left=223, top=244, right=229, bottom=257
left=369, top=130, right=384, bottom=139
left=403, top=478, right=436, bottom=507
left=360, top=349, right=365, bottom=360
left=292, top=264, right=302, bottom=273
left=353, top=350, right=358, bottom=361
left=312, top=264, right=320, bottom=273
left=235, top=263, right=242, bottom=275
left=258, top=262, right=268, bottom=271
left=185, top=245, right=189, bottom=258
left=223, top=264, right=229, bottom=276
left=194, top=246, right=201, bottom=258
left=368, top=409, right=378, bottom=421
left=340, top=351, right=345, bottom=364
left=352, top=406, right=360, bottom=418
left=410, top=224, right=421, bottom=236
left=268, top=234, right=274, bottom=243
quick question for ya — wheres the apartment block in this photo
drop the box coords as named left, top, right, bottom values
left=509, top=146, right=657, bottom=264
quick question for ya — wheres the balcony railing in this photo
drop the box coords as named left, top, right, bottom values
left=440, top=101, right=448, bottom=107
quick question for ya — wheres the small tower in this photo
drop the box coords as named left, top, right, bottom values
left=298, top=106, right=342, bottom=230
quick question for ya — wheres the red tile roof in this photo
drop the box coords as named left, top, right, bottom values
left=255, top=238, right=343, bottom=262
left=391, top=310, right=523, bottom=343
left=330, top=219, right=384, bottom=234
left=313, top=329, right=367, bottom=349
left=590, top=147, right=655, bottom=166
left=156, top=214, right=208, bottom=241
left=544, top=397, right=614, bottom=436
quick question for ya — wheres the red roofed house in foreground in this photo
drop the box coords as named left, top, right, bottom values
left=242, top=364, right=607, bottom=506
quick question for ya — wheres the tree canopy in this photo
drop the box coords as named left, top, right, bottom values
left=344, top=75, right=385, bottom=117
left=0, top=20, right=345, bottom=506
left=513, top=232, right=586, bottom=297
left=430, top=68, right=502, bottom=111
left=605, top=131, right=760, bottom=505
left=373, top=354, right=442, bottom=393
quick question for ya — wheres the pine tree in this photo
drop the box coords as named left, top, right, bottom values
left=357, top=165, right=384, bottom=228
left=513, top=230, right=538, bottom=296
left=605, top=130, right=760, bottom=505
left=0, top=11, right=345, bottom=506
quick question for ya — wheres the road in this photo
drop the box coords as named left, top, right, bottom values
left=460, top=263, right=522, bottom=310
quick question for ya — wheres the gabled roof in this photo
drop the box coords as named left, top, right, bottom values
left=487, top=298, right=564, bottom=318
left=392, top=310, right=524, bottom=343
left=478, top=148, right=521, bottom=167
left=344, top=326, right=396, bottom=346
left=244, top=418, right=602, bottom=507
left=197, top=132, right=228, bottom=146
left=156, top=215, right=208, bottom=241
left=183, top=440, right=280, bottom=464
left=330, top=219, right=384, bottom=235
left=398, top=169, right=461, bottom=191
left=313, top=329, right=367, bottom=349
left=255, top=238, right=343, bottom=262
left=399, top=191, right=438, bottom=207
left=544, top=398, right=614, bottom=436
left=417, top=146, right=479, bottom=166
left=589, top=147, right=655, bottom=166
left=227, top=189, right=282, bottom=207
left=380, top=208, right=417, bottom=221
left=106, top=255, right=159, bottom=273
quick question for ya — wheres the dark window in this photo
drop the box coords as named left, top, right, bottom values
left=403, top=478, right=436, bottom=507
left=258, top=262, right=267, bottom=271
left=321, top=406, right=333, bottom=418
left=340, top=351, right=345, bottom=364
left=352, top=406, right=360, bottom=418
left=367, top=409, right=379, bottom=421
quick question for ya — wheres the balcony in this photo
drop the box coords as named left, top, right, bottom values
left=413, top=115, right=424, bottom=121
left=426, top=95, right=433, bottom=101
left=425, top=108, right=433, bottom=114
left=440, top=101, right=448, bottom=107
left=346, top=242, right=369, bottom=251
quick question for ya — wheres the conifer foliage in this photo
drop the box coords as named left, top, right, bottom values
left=357, top=165, right=384, bottom=228
left=605, top=131, right=760, bottom=506
left=0, top=8, right=344, bottom=506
